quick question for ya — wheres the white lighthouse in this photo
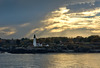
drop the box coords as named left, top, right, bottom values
left=33, top=34, right=37, bottom=47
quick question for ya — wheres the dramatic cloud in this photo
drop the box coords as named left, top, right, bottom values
left=19, top=23, right=30, bottom=27
left=25, top=28, right=44, bottom=38
left=91, top=30, right=100, bottom=33
left=42, top=7, right=100, bottom=34
left=25, top=2, right=100, bottom=38
left=0, top=27, right=16, bottom=36
left=0, top=0, right=100, bottom=38
left=66, top=0, right=98, bottom=6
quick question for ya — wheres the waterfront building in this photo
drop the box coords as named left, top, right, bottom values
left=46, top=44, right=49, bottom=47
left=33, top=34, right=37, bottom=47
left=37, top=43, right=43, bottom=47
left=33, top=34, right=43, bottom=47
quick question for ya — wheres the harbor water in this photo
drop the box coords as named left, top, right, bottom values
left=0, top=53, right=100, bottom=68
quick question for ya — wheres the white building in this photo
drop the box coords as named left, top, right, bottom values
left=33, top=34, right=37, bottom=47
left=37, top=43, right=43, bottom=47
left=46, top=44, right=49, bottom=47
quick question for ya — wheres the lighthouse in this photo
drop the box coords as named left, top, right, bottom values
left=33, top=34, right=37, bottom=47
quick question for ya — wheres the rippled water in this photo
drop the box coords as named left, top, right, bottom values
left=0, top=53, right=100, bottom=68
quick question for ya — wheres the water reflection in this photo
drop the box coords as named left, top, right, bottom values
left=0, top=53, right=100, bottom=68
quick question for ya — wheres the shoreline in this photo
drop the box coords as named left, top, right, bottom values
left=0, top=48, right=100, bottom=54
left=1, top=52, right=100, bottom=54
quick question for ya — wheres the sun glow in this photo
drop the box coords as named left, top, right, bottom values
left=42, top=7, right=100, bottom=33
left=26, top=6, right=100, bottom=38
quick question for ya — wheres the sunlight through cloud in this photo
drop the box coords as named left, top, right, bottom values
left=0, top=27, right=16, bottom=36
left=42, top=7, right=100, bottom=33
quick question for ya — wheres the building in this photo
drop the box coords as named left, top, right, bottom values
left=33, top=34, right=49, bottom=47
left=33, top=34, right=37, bottom=47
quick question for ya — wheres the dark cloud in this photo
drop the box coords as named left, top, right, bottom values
left=0, top=0, right=67, bottom=26
left=0, top=0, right=100, bottom=38
left=67, top=1, right=100, bottom=13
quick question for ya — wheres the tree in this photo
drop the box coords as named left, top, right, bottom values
left=16, top=39, right=20, bottom=45
left=87, top=35, right=100, bottom=42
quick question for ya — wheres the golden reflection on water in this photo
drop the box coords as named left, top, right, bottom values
left=2, top=53, right=99, bottom=68
left=45, top=53, right=100, bottom=68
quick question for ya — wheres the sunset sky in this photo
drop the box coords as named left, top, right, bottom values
left=0, top=0, right=100, bottom=39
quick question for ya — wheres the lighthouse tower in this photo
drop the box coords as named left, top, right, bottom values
left=33, top=34, right=37, bottom=47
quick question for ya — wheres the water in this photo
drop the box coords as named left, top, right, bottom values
left=0, top=53, right=100, bottom=68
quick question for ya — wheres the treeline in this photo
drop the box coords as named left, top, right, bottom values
left=37, top=35, right=100, bottom=44
left=0, top=35, right=100, bottom=48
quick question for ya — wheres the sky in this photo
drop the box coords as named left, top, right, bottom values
left=0, top=0, right=100, bottom=39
